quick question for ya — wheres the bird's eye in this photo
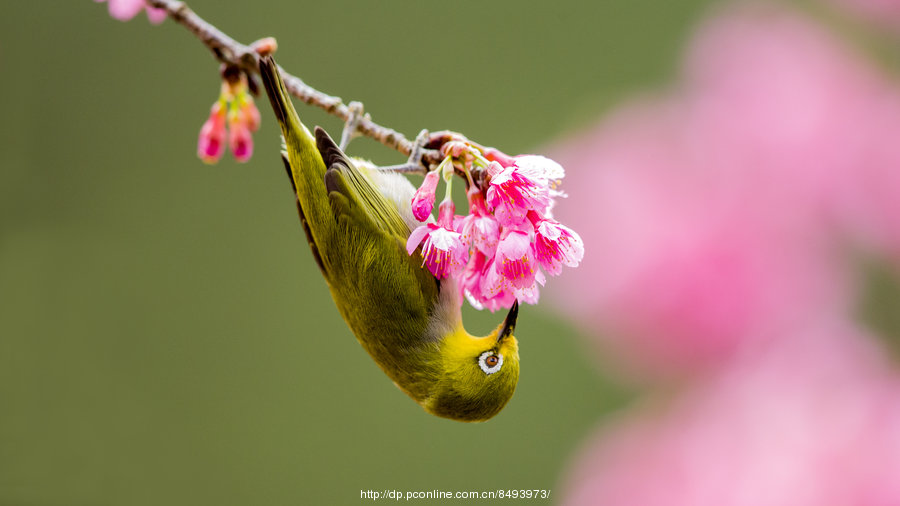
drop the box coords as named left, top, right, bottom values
left=478, top=351, right=503, bottom=375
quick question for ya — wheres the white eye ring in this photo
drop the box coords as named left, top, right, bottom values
left=478, top=351, right=503, bottom=375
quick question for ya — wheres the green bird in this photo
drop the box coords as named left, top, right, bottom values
left=258, top=56, right=519, bottom=422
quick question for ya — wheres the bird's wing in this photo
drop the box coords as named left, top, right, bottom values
left=314, top=128, right=440, bottom=311
left=259, top=55, right=443, bottom=356
left=316, top=129, right=410, bottom=241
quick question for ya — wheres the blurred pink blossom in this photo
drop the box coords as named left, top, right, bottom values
left=550, top=98, right=853, bottom=375
left=560, top=325, right=900, bottom=506
left=548, top=3, right=900, bottom=375
left=227, top=112, right=254, bottom=163
left=95, top=0, right=166, bottom=24
left=829, top=95, right=900, bottom=260
left=197, top=101, right=226, bottom=164
left=682, top=4, right=900, bottom=251
left=198, top=77, right=261, bottom=164
left=556, top=3, right=900, bottom=504
left=227, top=88, right=260, bottom=163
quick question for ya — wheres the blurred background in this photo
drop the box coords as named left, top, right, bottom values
left=1, top=1, right=899, bottom=505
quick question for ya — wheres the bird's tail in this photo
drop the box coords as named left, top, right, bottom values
left=258, top=55, right=331, bottom=275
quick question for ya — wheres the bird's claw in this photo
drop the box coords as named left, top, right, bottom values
left=339, top=101, right=366, bottom=151
left=375, top=129, right=430, bottom=174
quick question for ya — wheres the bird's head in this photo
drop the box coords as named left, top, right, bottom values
left=424, top=301, right=520, bottom=422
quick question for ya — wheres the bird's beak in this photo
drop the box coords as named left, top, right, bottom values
left=497, top=300, right=519, bottom=344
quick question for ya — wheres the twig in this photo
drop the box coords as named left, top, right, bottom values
left=145, top=0, right=443, bottom=169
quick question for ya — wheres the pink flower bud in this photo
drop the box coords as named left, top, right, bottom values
left=411, top=171, right=440, bottom=222
left=99, top=0, right=144, bottom=21
left=97, top=0, right=165, bottom=24
left=228, top=111, right=254, bottom=163
left=251, top=37, right=279, bottom=57
left=436, top=199, right=456, bottom=228
left=145, top=5, right=167, bottom=24
left=197, top=102, right=226, bottom=164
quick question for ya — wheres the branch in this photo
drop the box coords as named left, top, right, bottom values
left=146, top=0, right=443, bottom=168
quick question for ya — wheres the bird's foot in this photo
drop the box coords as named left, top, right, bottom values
left=339, top=101, right=366, bottom=151
left=375, top=129, right=430, bottom=174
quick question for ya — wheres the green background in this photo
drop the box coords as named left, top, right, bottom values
left=0, top=1, right=713, bottom=504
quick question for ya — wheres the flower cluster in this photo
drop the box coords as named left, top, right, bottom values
left=406, top=140, right=583, bottom=311
left=95, top=0, right=166, bottom=24
left=197, top=74, right=261, bottom=164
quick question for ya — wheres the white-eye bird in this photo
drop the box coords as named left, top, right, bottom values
left=258, top=56, right=519, bottom=422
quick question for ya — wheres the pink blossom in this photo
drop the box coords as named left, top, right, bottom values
left=528, top=210, right=583, bottom=276
left=96, top=0, right=166, bottom=24
left=197, top=101, right=226, bottom=164
left=513, top=155, right=565, bottom=190
left=485, top=161, right=551, bottom=226
left=460, top=250, right=488, bottom=306
left=406, top=201, right=468, bottom=280
left=512, top=269, right=544, bottom=306
left=560, top=326, right=900, bottom=506
left=495, top=229, right=537, bottom=290
left=458, top=187, right=500, bottom=255
left=402, top=148, right=574, bottom=311
left=410, top=171, right=439, bottom=222
left=461, top=251, right=519, bottom=312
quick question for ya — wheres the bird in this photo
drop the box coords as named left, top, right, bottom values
left=258, top=56, right=519, bottom=422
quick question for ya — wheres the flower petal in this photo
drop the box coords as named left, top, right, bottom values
left=406, top=224, right=433, bottom=255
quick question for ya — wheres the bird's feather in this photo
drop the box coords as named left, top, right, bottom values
left=259, top=56, right=447, bottom=400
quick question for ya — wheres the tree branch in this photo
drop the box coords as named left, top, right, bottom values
left=146, top=0, right=443, bottom=168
